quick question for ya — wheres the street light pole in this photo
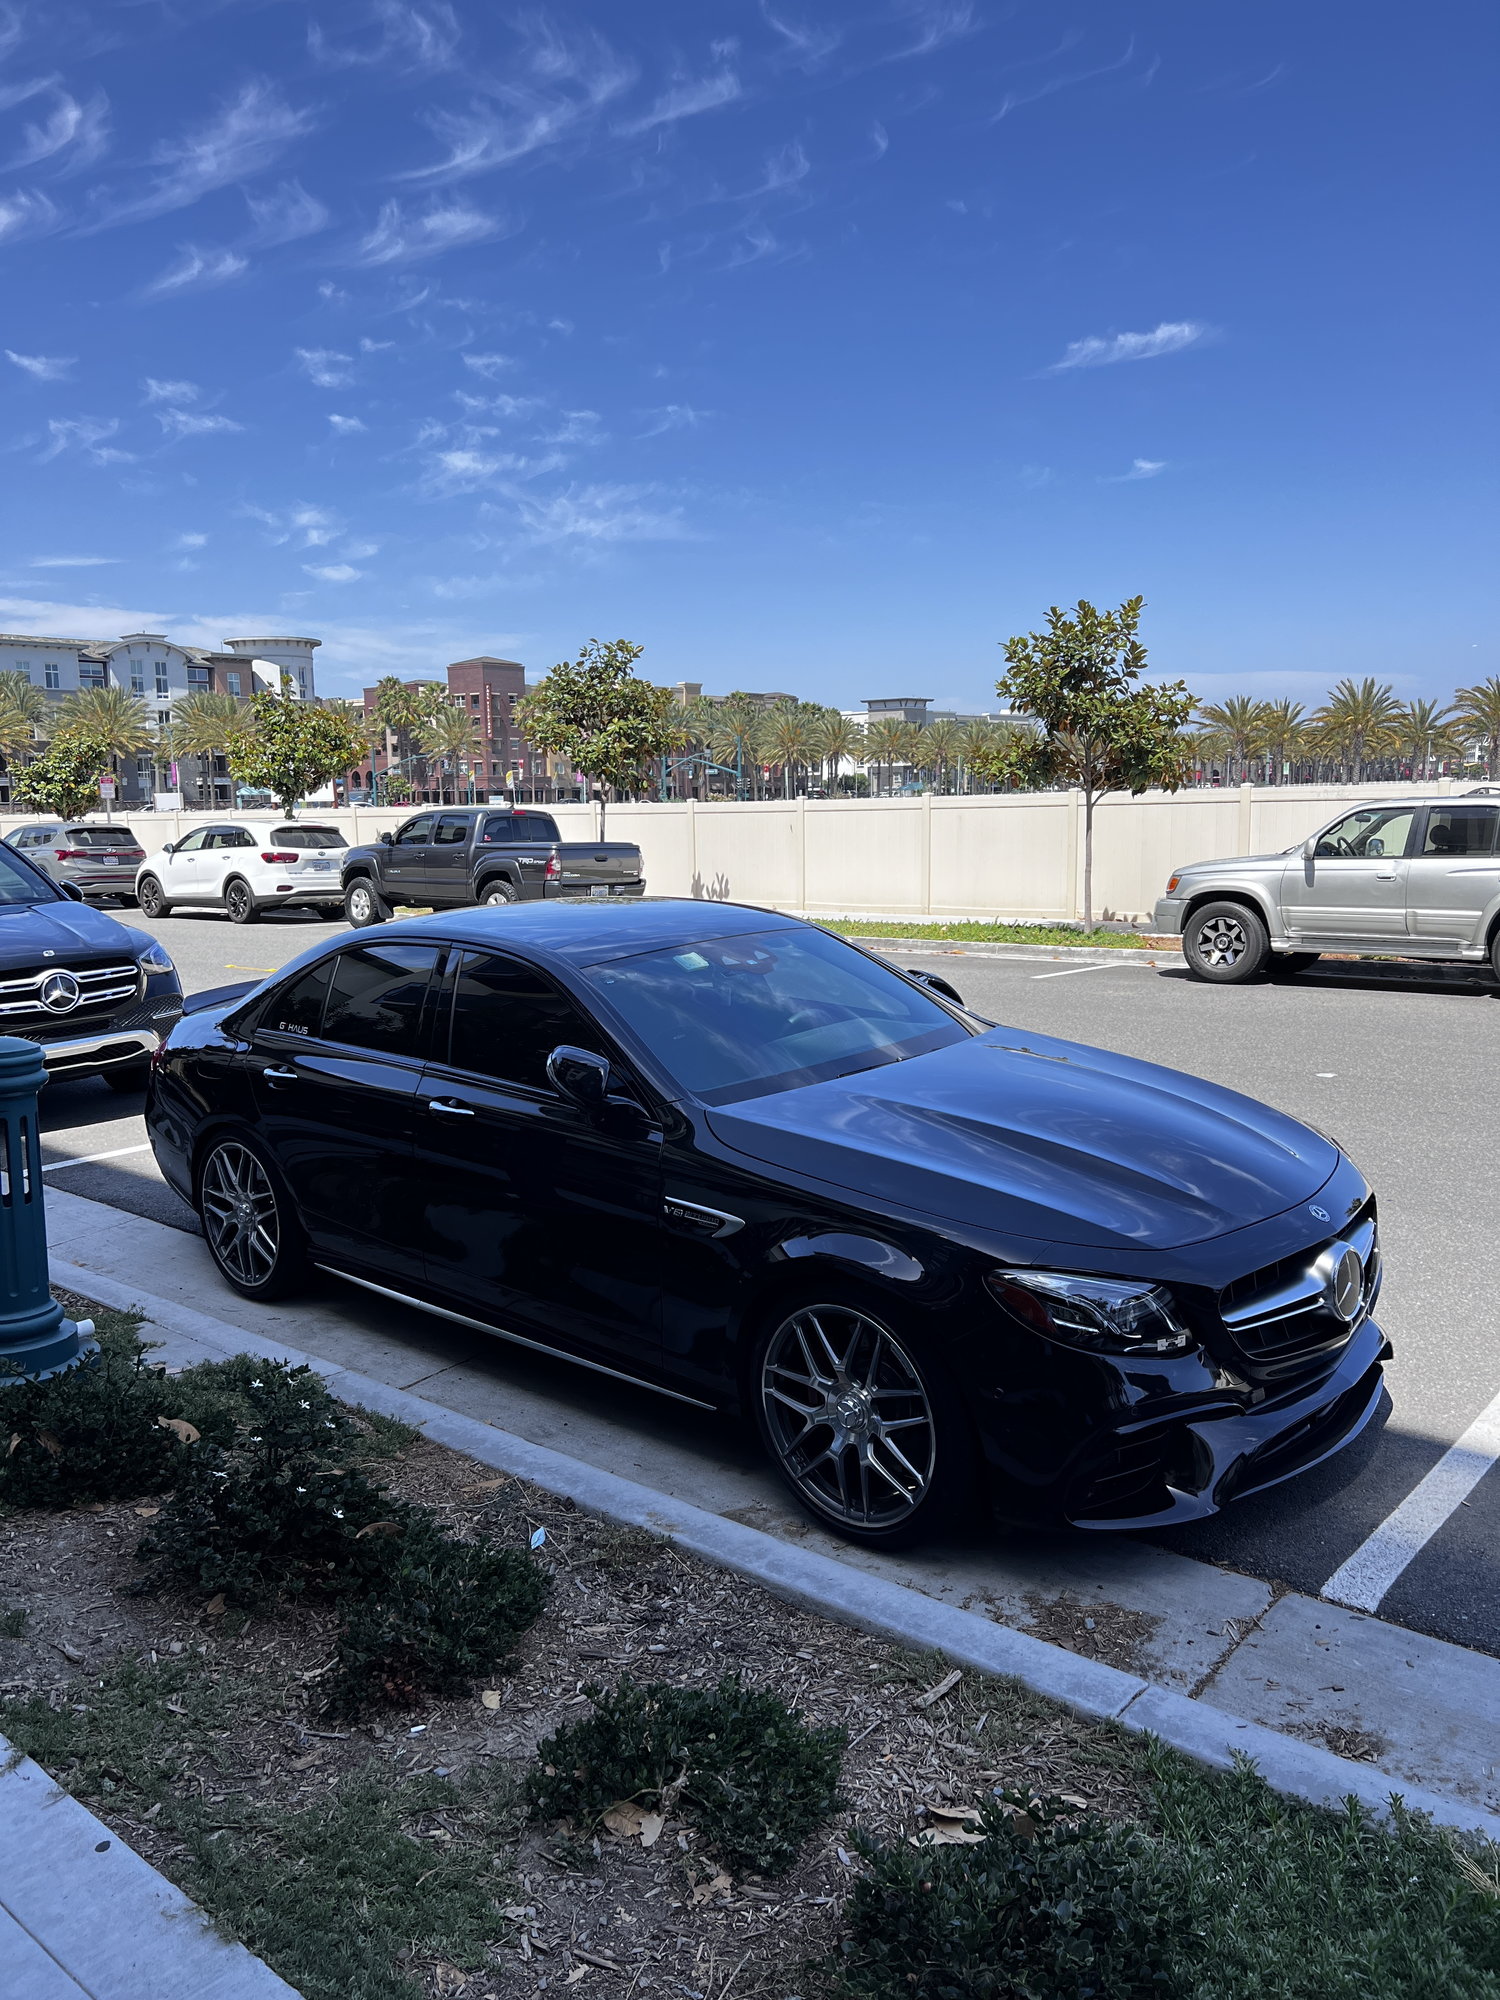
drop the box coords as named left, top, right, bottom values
left=0, top=1038, right=95, bottom=1380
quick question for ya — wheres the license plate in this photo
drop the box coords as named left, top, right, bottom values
left=98, top=856, right=118, bottom=865
left=304, top=859, right=332, bottom=870
left=590, top=884, right=612, bottom=899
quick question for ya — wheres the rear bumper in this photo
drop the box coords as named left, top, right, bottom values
left=547, top=881, right=647, bottom=900
left=266, top=884, right=345, bottom=905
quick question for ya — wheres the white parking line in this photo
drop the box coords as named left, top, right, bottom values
left=41, top=1143, right=153, bottom=1173
left=1321, top=1388, right=1500, bottom=1612
left=1030, top=960, right=1151, bottom=981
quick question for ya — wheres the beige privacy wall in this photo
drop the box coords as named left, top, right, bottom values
left=0, top=778, right=1464, bottom=925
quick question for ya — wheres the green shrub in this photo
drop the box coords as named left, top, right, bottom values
left=0, top=1324, right=235, bottom=1509
left=528, top=1675, right=845, bottom=1876
left=835, top=1792, right=1177, bottom=2000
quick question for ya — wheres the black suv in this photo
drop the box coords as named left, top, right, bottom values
left=0, top=838, right=183, bottom=1090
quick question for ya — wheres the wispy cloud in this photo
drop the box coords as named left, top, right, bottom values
left=174, top=533, right=208, bottom=549
left=296, top=347, right=355, bottom=388
left=5, top=348, right=74, bottom=381
left=1111, top=457, right=1166, bottom=481
left=545, top=409, right=605, bottom=445
left=309, top=1, right=460, bottom=75
left=1049, top=321, right=1210, bottom=370
left=243, top=504, right=343, bottom=549
left=762, top=6, right=841, bottom=69
left=352, top=198, right=510, bottom=264
left=462, top=352, right=514, bottom=380
left=303, top=562, right=363, bottom=582
left=244, top=179, right=329, bottom=247
left=639, top=404, right=709, bottom=437
left=143, top=378, right=199, bottom=404
left=27, top=554, right=119, bottom=567
left=89, top=80, right=315, bottom=229
left=616, top=70, right=740, bottom=136
left=0, top=190, right=59, bottom=243
left=517, top=482, right=692, bottom=545
left=740, top=141, right=810, bottom=199
left=888, top=1, right=977, bottom=61
left=156, top=410, right=244, bottom=439
left=39, top=417, right=130, bottom=464
left=143, top=244, right=248, bottom=296
left=328, top=413, right=366, bottom=434
left=8, top=86, right=110, bottom=172
left=993, top=39, right=1140, bottom=122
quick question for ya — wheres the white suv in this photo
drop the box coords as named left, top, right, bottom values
left=135, top=822, right=348, bottom=925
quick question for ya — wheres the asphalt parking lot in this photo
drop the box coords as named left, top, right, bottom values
left=33, top=905, right=1500, bottom=1660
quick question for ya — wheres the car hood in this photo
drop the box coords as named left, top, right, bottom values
left=0, top=899, right=139, bottom=967
left=704, top=1028, right=1337, bottom=1252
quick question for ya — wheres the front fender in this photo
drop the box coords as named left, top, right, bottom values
left=1179, top=876, right=1285, bottom=941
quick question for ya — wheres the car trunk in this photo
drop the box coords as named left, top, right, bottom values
left=552, top=841, right=644, bottom=893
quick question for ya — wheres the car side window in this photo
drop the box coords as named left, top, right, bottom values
left=261, top=959, right=335, bottom=1039
left=444, top=951, right=605, bottom=1092
left=322, top=944, right=442, bottom=1057
left=1421, top=807, right=1499, bottom=857
left=394, top=816, right=434, bottom=847
left=481, top=815, right=515, bottom=843
left=224, top=827, right=257, bottom=849
left=1314, top=807, right=1415, bottom=859
left=173, top=829, right=208, bottom=854
left=434, top=814, right=470, bottom=845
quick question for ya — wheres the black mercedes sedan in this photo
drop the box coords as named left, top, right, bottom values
left=145, top=900, right=1388, bottom=1548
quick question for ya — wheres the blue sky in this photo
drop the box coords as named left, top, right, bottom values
left=0, top=0, right=1493, bottom=710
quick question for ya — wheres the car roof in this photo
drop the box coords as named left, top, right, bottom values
left=391, top=897, right=806, bottom=966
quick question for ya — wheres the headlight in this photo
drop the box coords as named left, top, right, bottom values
left=136, top=942, right=176, bottom=975
left=985, top=1270, right=1195, bottom=1355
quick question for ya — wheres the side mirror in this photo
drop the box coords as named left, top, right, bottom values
left=1302, top=836, right=1317, bottom=861
left=547, top=1044, right=609, bottom=1112
left=60, top=882, right=85, bottom=903
left=379, top=830, right=394, bottom=846
left=905, top=968, right=965, bottom=1007
left=161, top=841, right=175, bottom=855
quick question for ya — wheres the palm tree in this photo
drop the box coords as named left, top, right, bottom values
left=173, top=690, right=249, bottom=806
left=1392, top=698, right=1456, bottom=782
left=916, top=718, right=963, bottom=794
left=708, top=699, right=765, bottom=799
left=763, top=706, right=816, bottom=798
left=1196, top=697, right=1267, bottom=783
left=958, top=719, right=1004, bottom=792
left=1454, top=677, right=1500, bottom=778
left=373, top=677, right=446, bottom=796
left=810, top=713, right=863, bottom=794
left=58, top=685, right=153, bottom=815
left=1309, top=678, right=1401, bottom=783
left=420, top=703, right=482, bottom=802
left=0, top=672, right=51, bottom=794
left=1259, top=699, right=1306, bottom=785
left=862, top=717, right=913, bottom=797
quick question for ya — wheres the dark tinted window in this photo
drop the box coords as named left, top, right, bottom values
left=264, top=959, right=334, bottom=1038
left=1422, top=807, right=1498, bottom=857
left=519, top=814, right=561, bottom=843
left=394, top=815, right=434, bottom=847
left=271, top=825, right=346, bottom=849
left=63, top=826, right=141, bottom=848
left=446, top=952, right=603, bottom=1091
left=434, top=814, right=471, bottom=845
left=481, top=815, right=516, bottom=843
left=0, top=844, right=56, bottom=905
left=323, top=944, right=441, bottom=1057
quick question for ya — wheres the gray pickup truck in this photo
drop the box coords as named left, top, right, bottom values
left=340, top=806, right=645, bottom=927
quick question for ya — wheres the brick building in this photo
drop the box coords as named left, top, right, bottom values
left=356, top=656, right=582, bottom=804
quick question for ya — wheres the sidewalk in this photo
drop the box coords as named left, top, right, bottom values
left=43, top=1186, right=1500, bottom=1845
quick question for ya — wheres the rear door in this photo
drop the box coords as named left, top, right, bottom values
left=200, top=824, right=258, bottom=903
left=414, top=948, right=665, bottom=1364
left=1278, top=805, right=1416, bottom=940
left=1405, top=804, right=1500, bottom=944
left=244, top=940, right=444, bottom=1280
left=428, top=813, right=473, bottom=905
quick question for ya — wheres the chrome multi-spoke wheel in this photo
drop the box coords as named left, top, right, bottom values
left=759, top=1304, right=938, bottom=1532
left=1195, top=915, right=1248, bottom=967
left=199, top=1142, right=286, bottom=1292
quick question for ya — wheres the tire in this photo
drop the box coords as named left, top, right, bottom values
left=345, top=877, right=389, bottom=927
left=751, top=1292, right=976, bottom=1549
left=224, top=878, right=260, bottom=925
left=480, top=879, right=519, bottom=906
left=137, top=875, right=170, bottom=920
left=1490, top=929, right=1500, bottom=983
left=1182, top=900, right=1271, bottom=983
left=103, top=1061, right=151, bottom=1094
left=114, top=894, right=138, bottom=909
left=316, top=904, right=343, bottom=921
left=1269, top=952, right=1320, bottom=978
left=196, top=1134, right=308, bottom=1301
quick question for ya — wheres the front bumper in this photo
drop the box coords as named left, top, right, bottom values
left=21, top=988, right=184, bottom=1079
left=1063, top=1317, right=1388, bottom=1530
left=1152, top=895, right=1185, bottom=936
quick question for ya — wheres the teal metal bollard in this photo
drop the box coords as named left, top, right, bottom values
left=0, top=1035, right=95, bottom=1379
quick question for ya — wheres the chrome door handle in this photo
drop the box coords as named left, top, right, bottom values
left=427, top=1098, right=476, bottom=1117
left=1374, top=870, right=1396, bottom=880
left=263, top=1066, right=299, bottom=1084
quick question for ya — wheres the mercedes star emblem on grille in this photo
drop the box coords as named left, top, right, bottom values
left=39, top=970, right=82, bottom=1013
left=1325, top=1244, right=1364, bottom=1323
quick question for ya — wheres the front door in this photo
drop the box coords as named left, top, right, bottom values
left=1278, top=804, right=1416, bottom=940
left=244, top=940, right=444, bottom=1280
left=383, top=814, right=435, bottom=904
left=415, top=948, right=664, bottom=1365
left=1405, top=804, right=1500, bottom=944
left=159, top=826, right=209, bottom=899
left=428, top=814, right=473, bottom=905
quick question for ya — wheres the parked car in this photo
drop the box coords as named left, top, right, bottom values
left=4, top=823, right=147, bottom=905
left=146, top=899, right=1387, bottom=1548
left=1155, top=795, right=1500, bottom=983
left=135, top=823, right=348, bottom=925
left=339, top=806, right=645, bottom=927
left=0, top=837, right=181, bottom=1089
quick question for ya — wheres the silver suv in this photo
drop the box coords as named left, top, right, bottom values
left=1154, top=794, right=1500, bottom=983
left=3, top=823, right=147, bottom=905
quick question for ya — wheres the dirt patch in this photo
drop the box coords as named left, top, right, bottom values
left=1294, top=1721, right=1389, bottom=1764
left=1019, top=1591, right=1163, bottom=1674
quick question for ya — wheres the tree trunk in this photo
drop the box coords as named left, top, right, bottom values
left=1083, top=789, right=1095, bottom=932
left=596, top=786, right=605, bottom=840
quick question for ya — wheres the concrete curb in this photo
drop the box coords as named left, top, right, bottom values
left=58, top=1257, right=1500, bottom=1848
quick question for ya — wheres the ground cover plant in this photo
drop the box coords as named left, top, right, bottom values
left=824, top=919, right=1163, bottom=947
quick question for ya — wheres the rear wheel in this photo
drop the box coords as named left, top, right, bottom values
left=1270, top=951, right=1320, bottom=978
left=481, top=879, right=518, bottom=906
left=752, top=1295, right=975, bottom=1549
left=224, top=878, right=260, bottom=925
left=1491, top=930, right=1500, bottom=983
left=345, top=878, right=388, bottom=927
left=137, top=875, right=170, bottom=919
left=196, top=1136, right=307, bottom=1300
left=1183, top=900, right=1271, bottom=983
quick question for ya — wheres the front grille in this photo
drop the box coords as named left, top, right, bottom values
left=0, top=961, right=141, bottom=1023
left=1218, top=1203, right=1380, bottom=1367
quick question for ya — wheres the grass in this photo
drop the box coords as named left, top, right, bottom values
left=822, top=918, right=1164, bottom=947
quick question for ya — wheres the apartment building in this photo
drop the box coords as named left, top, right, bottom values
left=356, top=656, right=583, bottom=804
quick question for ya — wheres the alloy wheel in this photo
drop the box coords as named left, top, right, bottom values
left=1194, top=915, right=1248, bottom=968
left=760, top=1305, right=937, bottom=1530
left=200, top=1143, right=282, bottom=1288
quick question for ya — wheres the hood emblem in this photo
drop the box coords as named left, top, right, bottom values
left=40, top=970, right=81, bottom=1014
left=1309, top=1205, right=1330, bottom=1223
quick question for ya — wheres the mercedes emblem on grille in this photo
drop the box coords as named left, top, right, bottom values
left=39, top=970, right=82, bottom=1014
left=1324, top=1243, right=1364, bottom=1323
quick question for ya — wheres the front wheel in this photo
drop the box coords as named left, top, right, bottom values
left=752, top=1297, right=975, bottom=1549
left=1182, top=900, right=1271, bottom=983
left=137, top=875, right=171, bottom=920
left=197, top=1136, right=308, bottom=1300
left=224, top=878, right=260, bottom=925
left=345, top=878, right=388, bottom=927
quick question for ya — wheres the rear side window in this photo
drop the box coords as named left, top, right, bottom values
left=481, top=815, right=516, bottom=843
left=323, top=944, right=441, bottom=1057
left=1421, top=807, right=1499, bottom=857
left=263, top=960, right=335, bottom=1038
left=445, top=951, right=603, bottom=1091
left=519, top=814, right=561, bottom=843
left=271, top=826, right=347, bottom=849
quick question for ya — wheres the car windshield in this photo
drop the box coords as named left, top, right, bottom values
left=0, top=844, right=56, bottom=905
left=63, top=826, right=140, bottom=848
left=271, top=826, right=347, bottom=849
left=585, top=928, right=972, bottom=1105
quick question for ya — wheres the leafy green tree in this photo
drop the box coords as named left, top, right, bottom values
left=1454, top=676, right=1500, bottom=778
left=1309, top=677, right=1401, bottom=782
left=516, top=640, right=674, bottom=834
left=226, top=684, right=369, bottom=816
left=995, top=596, right=1195, bottom=929
left=11, top=731, right=113, bottom=820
